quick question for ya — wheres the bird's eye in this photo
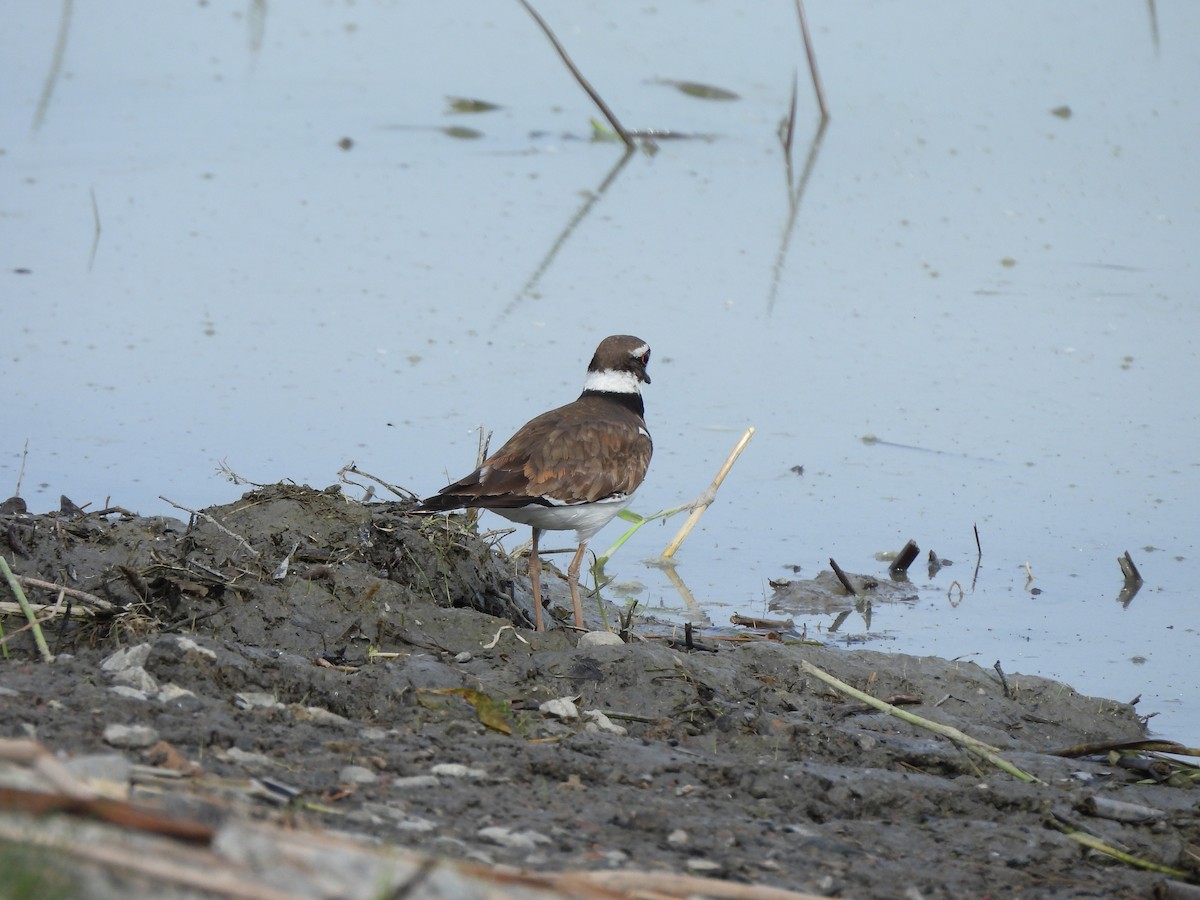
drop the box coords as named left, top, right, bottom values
left=640, top=351, right=650, bottom=366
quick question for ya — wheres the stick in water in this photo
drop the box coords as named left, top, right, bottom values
left=661, top=427, right=755, bottom=559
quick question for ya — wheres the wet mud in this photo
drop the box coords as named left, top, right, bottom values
left=1, top=485, right=1196, bottom=898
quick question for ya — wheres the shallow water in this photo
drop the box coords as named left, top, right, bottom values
left=4, top=2, right=1198, bottom=743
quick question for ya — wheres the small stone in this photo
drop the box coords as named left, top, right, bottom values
left=103, top=724, right=158, bottom=749
left=109, top=686, right=149, bottom=701
left=234, top=692, right=279, bottom=710
left=224, top=747, right=277, bottom=768
left=111, top=667, right=158, bottom=693
left=454, top=651, right=472, bottom=663
left=392, top=775, right=440, bottom=789
left=165, top=636, right=217, bottom=659
left=576, top=631, right=624, bottom=649
left=101, top=644, right=152, bottom=673
left=394, top=815, right=438, bottom=833
left=155, top=684, right=196, bottom=702
left=430, top=763, right=486, bottom=779
left=686, top=858, right=722, bottom=874
left=295, top=706, right=351, bottom=726
left=582, top=709, right=626, bottom=735
left=539, top=697, right=579, bottom=719
left=667, top=829, right=689, bottom=845
left=477, top=826, right=551, bottom=849
left=339, top=765, right=377, bottom=785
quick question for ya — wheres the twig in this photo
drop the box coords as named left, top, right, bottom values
left=993, top=660, right=1011, bottom=699
left=661, top=427, right=755, bottom=559
left=730, top=614, right=795, bottom=631
left=1059, top=830, right=1191, bottom=879
left=799, top=659, right=1042, bottom=783
left=780, top=69, right=798, bottom=170
left=793, top=0, right=829, bottom=122
left=159, top=496, right=259, bottom=558
left=474, top=426, right=492, bottom=469
left=336, top=464, right=417, bottom=501
left=13, top=575, right=114, bottom=612
left=88, top=186, right=101, bottom=272
left=14, top=438, right=29, bottom=498
left=973, top=523, right=982, bottom=557
left=1117, top=551, right=1142, bottom=587
left=0, top=556, right=54, bottom=662
left=828, top=558, right=856, bottom=595
left=888, top=539, right=920, bottom=577
left=216, top=459, right=266, bottom=488
left=516, top=0, right=634, bottom=149
left=32, top=0, right=73, bottom=131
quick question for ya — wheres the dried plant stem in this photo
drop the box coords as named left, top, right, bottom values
left=516, top=0, right=633, bottom=148
left=336, top=464, right=417, bottom=501
left=799, top=659, right=1042, bottom=783
left=1059, top=830, right=1191, bottom=879
left=159, top=496, right=259, bottom=558
left=14, top=439, right=29, bottom=497
left=794, top=0, right=829, bottom=121
left=14, top=575, right=113, bottom=611
left=661, top=427, right=755, bottom=559
left=0, top=556, right=54, bottom=662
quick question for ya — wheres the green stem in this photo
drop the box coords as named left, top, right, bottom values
left=596, top=502, right=694, bottom=568
left=0, top=556, right=54, bottom=663
left=799, top=659, right=1042, bottom=783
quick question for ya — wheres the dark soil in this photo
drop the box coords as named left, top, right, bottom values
left=1, top=485, right=1197, bottom=898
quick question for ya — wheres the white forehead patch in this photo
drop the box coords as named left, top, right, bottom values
left=630, top=343, right=649, bottom=359
left=584, top=368, right=642, bottom=394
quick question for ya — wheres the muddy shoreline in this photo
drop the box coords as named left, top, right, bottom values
left=1, top=485, right=1196, bottom=898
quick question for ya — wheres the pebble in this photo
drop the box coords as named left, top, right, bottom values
left=539, top=697, right=580, bottom=719
left=430, top=763, right=486, bottom=779
left=685, top=858, right=723, bottom=874
left=101, top=644, right=152, bottom=673
left=156, top=684, right=195, bottom=702
left=235, top=691, right=280, bottom=710
left=477, top=826, right=551, bottom=849
left=224, top=747, right=277, bottom=768
left=111, top=667, right=159, bottom=693
left=109, top=685, right=149, bottom=701
left=392, top=775, right=440, bottom=790
left=582, top=709, right=626, bottom=735
left=576, top=631, right=624, bottom=649
left=164, top=635, right=217, bottom=659
left=296, top=706, right=351, bottom=726
left=103, top=724, right=159, bottom=749
left=667, top=829, right=689, bottom=846
left=339, top=765, right=377, bottom=785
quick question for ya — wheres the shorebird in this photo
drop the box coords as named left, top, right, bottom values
left=418, top=335, right=653, bottom=631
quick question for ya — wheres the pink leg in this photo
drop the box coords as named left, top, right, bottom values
left=529, top=528, right=545, bottom=632
left=566, top=541, right=589, bottom=629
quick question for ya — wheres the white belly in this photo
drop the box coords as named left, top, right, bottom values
left=493, top=494, right=633, bottom=542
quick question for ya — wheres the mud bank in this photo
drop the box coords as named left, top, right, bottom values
left=1, top=485, right=1196, bottom=898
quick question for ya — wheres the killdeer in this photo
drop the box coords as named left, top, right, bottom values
left=418, top=335, right=653, bottom=631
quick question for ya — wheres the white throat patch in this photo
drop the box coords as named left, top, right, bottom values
left=584, top=368, right=642, bottom=394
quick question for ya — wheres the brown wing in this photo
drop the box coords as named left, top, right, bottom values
left=423, top=397, right=652, bottom=510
